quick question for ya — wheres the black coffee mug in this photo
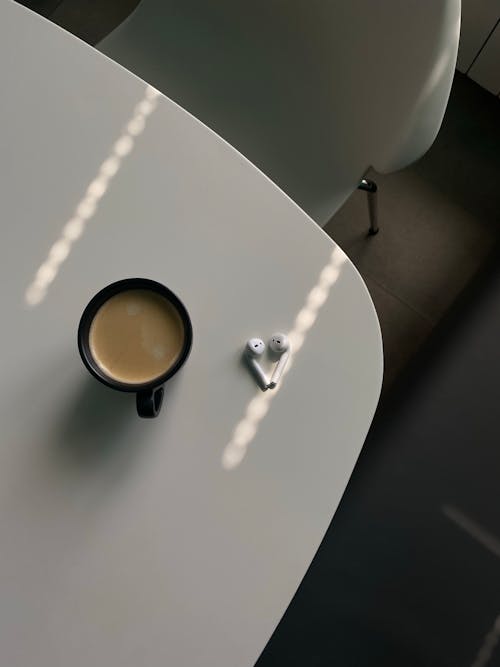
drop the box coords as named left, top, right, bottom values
left=78, top=278, right=193, bottom=418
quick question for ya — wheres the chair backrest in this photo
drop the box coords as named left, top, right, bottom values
left=99, top=0, right=460, bottom=226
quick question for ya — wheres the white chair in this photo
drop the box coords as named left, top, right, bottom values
left=98, top=0, right=461, bottom=231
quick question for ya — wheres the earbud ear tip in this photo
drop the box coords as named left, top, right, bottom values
left=246, top=337, right=266, bottom=357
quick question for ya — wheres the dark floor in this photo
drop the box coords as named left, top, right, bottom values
left=13, top=2, right=500, bottom=665
left=325, top=73, right=500, bottom=392
left=258, top=73, right=500, bottom=667
left=16, top=0, right=140, bottom=45
left=258, top=247, right=500, bottom=667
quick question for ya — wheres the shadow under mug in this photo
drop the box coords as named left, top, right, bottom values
left=78, top=278, right=193, bottom=418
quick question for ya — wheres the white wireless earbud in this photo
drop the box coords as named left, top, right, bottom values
left=268, top=333, right=290, bottom=389
left=244, top=338, right=269, bottom=391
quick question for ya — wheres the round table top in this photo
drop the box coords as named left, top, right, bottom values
left=0, top=3, right=382, bottom=666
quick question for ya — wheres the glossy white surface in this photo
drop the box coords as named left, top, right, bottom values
left=0, top=3, right=382, bottom=666
left=99, top=0, right=460, bottom=226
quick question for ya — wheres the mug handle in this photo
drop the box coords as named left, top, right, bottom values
left=137, top=386, right=164, bottom=418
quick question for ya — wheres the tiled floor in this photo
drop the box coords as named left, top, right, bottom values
left=325, top=73, right=500, bottom=393
left=257, top=240, right=500, bottom=667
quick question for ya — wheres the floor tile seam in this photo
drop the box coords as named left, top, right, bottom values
left=361, top=270, right=437, bottom=326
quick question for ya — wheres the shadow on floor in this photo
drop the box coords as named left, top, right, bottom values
left=257, top=242, right=500, bottom=667
left=325, top=73, right=500, bottom=394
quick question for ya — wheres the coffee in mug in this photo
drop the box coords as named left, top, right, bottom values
left=78, top=279, right=192, bottom=417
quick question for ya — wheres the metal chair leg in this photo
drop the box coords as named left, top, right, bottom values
left=358, top=178, right=379, bottom=235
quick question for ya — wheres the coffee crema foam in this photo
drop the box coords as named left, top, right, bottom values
left=89, top=289, right=185, bottom=384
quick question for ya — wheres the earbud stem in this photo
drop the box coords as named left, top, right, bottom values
left=248, top=358, right=269, bottom=391
left=268, top=351, right=289, bottom=389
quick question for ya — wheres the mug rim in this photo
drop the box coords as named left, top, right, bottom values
left=78, top=278, right=193, bottom=393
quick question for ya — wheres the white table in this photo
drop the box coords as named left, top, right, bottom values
left=0, top=3, right=382, bottom=666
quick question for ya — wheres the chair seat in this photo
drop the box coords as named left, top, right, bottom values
left=98, top=0, right=460, bottom=226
